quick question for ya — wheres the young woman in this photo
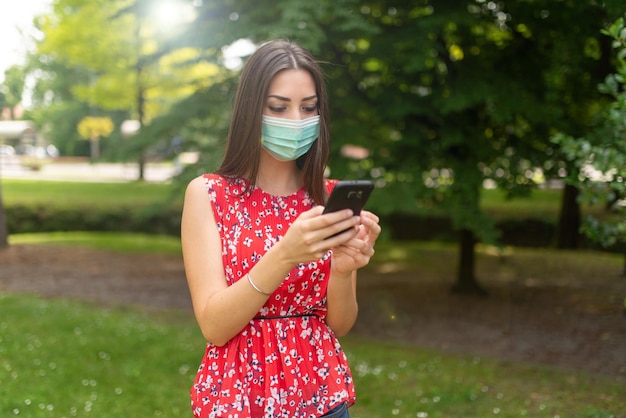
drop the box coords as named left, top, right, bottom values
left=181, top=39, right=381, bottom=418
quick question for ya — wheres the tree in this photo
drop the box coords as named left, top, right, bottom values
left=128, top=0, right=379, bottom=180
left=0, top=181, right=8, bottom=248
left=552, top=16, right=626, bottom=275
left=19, top=0, right=624, bottom=292
left=1, top=65, right=27, bottom=249
left=0, top=65, right=26, bottom=119
left=33, top=0, right=217, bottom=177
left=326, top=1, right=624, bottom=294
left=132, top=0, right=624, bottom=294
left=77, top=116, right=114, bottom=160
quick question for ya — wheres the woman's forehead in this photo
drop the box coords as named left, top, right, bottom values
left=267, top=69, right=317, bottom=99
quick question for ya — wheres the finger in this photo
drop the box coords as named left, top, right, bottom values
left=360, top=215, right=381, bottom=238
left=299, top=205, right=325, bottom=220
left=323, top=223, right=359, bottom=244
left=359, top=210, right=380, bottom=223
left=321, top=209, right=358, bottom=224
left=301, top=208, right=356, bottom=238
left=333, top=244, right=365, bottom=260
left=346, top=237, right=375, bottom=257
left=335, top=246, right=370, bottom=269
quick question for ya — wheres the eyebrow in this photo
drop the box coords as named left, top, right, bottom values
left=267, top=94, right=318, bottom=102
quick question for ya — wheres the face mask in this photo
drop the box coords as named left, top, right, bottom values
left=261, top=115, right=320, bottom=161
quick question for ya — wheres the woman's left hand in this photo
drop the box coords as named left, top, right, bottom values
left=331, top=210, right=381, bottom=275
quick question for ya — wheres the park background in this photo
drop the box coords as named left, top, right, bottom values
left=1, top=1, right=625, bottom=417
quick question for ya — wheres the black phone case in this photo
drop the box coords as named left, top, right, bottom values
left=323, top=180, right=374, bottom=215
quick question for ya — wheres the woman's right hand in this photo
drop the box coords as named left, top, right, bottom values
left=275, top=206, right=360, bottom=264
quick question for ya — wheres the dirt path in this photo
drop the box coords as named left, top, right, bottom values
left=1, top=244, right=625, bottom=379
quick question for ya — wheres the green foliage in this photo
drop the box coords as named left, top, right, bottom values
left=119, top=78, right=236, bottom=170
left=29, top=0, right=224, bottom=162
left=152, top=1, right=624, bottom=247
left=11, top=1, right=626, bottom=289
left=551, top=16, right=626, bottom=251
left=25, top=53, right=93, bottom=156
left=0, top=65, right=26, bottom=118
left=5, top=203, right=181, bottom=236
left=37, top=0, right=136, bottom=109
left=347, top=2, right=620, bottom=231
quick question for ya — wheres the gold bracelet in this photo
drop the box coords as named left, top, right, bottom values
left=247, top=273, right=271, bottom=296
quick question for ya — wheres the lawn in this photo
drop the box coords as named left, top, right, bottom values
left=1, top=181, right=622, bottom=417
left=1, top=179, right=179, bottom=209
left=1, top=290, right=623, bottom=418
left=2, top=232, right=625, bottom=417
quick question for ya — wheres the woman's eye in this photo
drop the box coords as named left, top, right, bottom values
left=268, top=106, right=286, bottom=113
left=303, top=105, right=318, bottom=113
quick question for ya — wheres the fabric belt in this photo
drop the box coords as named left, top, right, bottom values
left=254, top=313, right=316, bottom=320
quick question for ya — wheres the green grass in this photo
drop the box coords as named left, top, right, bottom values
left=0, top=181, right=621, bottom=417
left=0, top=293, right=201, bottom=418
left=1, top=179, right=177, bottom=209
left=10, top=231, right=182, bottom=255
left=346, top=339, right=625, bottom=418
left=2, top=233, right=625, bottom=417
left=1, top=292, right=623, bottom=418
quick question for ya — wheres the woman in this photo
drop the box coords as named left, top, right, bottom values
left=181, top=39, right=381, bottom=418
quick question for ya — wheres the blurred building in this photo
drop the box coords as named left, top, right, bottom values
left=0, top=120, right=39, bottom=150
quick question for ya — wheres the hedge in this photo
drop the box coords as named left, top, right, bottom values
left=6, top=203, right=561, bottom=248
left=5, top=204, right=182, bottom=237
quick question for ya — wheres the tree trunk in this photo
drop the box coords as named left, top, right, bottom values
left=90, top=137, right=100, bottom=160
left=622, top=250, right=626, bottom=278
left=556, top=183, right=581, bottom=249
left=451, top=228, right=487, bottom=296
left=137, top=154, right=146, bottom=181
left=0, top=180, right=9, bottom=248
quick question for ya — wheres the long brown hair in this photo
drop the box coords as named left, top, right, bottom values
left=216, top=40, right=330, bottom=205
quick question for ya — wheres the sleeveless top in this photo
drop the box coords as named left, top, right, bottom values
left=190, top=174, right=356, bottom=418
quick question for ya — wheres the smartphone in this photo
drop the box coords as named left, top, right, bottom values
left=323, top=180, right=374, bottom=215
left=322, top=180, right=373, bottom=238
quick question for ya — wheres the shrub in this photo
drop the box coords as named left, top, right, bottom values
left=5, top=204, right=181, bottom=236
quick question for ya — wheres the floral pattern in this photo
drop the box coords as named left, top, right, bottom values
left=191, top=174, right=355, bottom=418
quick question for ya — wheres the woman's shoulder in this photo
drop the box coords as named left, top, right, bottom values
left=190, top=173, right=231, bottom=189
left=201, top=173, right=223, bottom=184
left=185, top=174, right=222, bottom=196
left=189, top=174, right=250, bottom=199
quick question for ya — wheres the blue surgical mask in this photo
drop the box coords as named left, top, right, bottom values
left=261, top=115, right=320, bottom=161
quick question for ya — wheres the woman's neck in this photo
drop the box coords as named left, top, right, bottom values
left=255, top=153, right=303, bottom=196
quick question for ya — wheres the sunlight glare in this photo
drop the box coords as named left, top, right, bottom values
left=222, top=39, right=257, bottom=70
left=152, top=1, right=196, bottom=33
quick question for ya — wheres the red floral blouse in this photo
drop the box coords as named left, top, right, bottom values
left=190, top=174, right=356, bottom=418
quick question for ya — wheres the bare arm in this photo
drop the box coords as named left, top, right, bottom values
left=325, top=270, right=358, bottom=337
left=325, top=211, right=381, bottom=336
